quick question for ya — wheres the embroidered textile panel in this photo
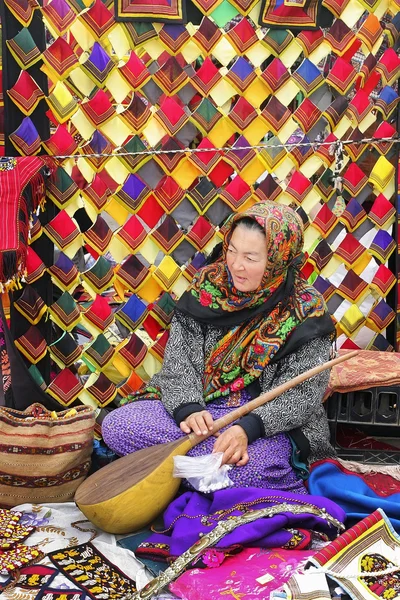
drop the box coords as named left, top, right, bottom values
left=48, top=543, right=137, bottom=599
left=305, top=509, right=400, bottom=600
left=1, top=0, right=400, bottom=413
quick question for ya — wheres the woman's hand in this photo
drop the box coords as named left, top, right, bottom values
left=213, top=425, right=249, bottom=466
left=180, top=410, right=214, bottom=436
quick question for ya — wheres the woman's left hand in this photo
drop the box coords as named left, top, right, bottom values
left=212, top=425, right=249, bottom=466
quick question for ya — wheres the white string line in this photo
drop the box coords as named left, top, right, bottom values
left=314, top=563, right=400, bottom=580
left=3, top=136, right=397, bottom=161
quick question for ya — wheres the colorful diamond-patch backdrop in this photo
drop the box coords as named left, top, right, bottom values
left=0, top=0, right=399, bottom=413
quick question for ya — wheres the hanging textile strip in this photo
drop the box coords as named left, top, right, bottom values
left=0, top=157, right=52, bottom=289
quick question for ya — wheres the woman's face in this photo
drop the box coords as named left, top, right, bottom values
left=226, top=224, right=268, bottom=292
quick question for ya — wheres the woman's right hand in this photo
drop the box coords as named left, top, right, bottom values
left=180, top=410, right=214, bottom=436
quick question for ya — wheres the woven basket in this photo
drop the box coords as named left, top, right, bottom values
left=0, top=403, right=95, bottom=507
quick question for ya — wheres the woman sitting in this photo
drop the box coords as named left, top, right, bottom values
left=102, top=201, right=336, bottom=494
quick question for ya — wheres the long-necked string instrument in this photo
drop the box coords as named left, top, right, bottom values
left=75, top=350, right=358, bottom=534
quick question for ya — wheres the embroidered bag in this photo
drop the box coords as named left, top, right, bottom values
left=0, top=403, right=95, bottom=507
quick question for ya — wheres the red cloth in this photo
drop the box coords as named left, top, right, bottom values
left=0, top=157, right=52, bottom=286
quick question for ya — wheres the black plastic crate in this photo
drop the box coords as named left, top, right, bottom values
left=325, top=386, right=400, bottom=464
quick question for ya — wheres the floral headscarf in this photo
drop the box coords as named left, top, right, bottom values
left=188, top=201, right=305, bottom=315
left=177, top=201, right=335, bottom=401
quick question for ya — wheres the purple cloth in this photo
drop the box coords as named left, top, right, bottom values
left=102, top=396, right=306, bottom=493
left=138, top=487, right=346, bottom=557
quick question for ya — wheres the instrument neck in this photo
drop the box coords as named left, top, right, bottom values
left=187, top=349, right=358, bottom=448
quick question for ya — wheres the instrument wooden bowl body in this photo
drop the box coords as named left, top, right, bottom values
left=75, top=437, right=192, bottom=534
left=74, top=351, right=357, bottom=535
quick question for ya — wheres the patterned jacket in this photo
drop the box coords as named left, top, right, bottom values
left=149, top=310, right=336, bottom=464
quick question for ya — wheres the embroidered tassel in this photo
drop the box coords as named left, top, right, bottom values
left=0, top=247, right=28, bottom=289
left=1, top=251, right=19, bottom=284
left=29, top=170, right=47, bottom=213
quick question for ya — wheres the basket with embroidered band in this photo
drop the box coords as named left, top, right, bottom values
left=0, top=403, right=95, bottom=507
